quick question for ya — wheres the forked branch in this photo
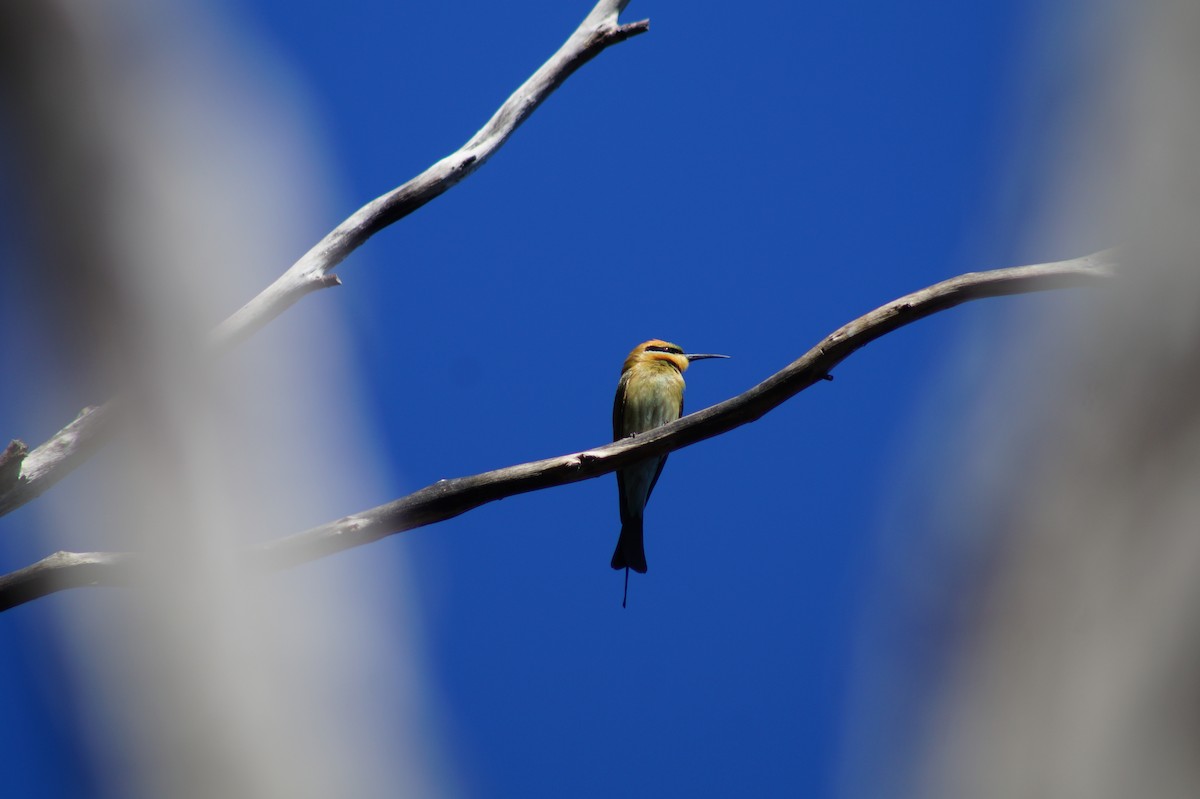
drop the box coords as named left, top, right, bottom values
left=0, top=251, right=1116, bottom=611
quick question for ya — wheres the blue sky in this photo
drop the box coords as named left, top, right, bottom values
left=0, top=0, right=1068, bottom=796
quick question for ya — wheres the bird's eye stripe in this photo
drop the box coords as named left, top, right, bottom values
left=645, top=345, right=683, bottom=355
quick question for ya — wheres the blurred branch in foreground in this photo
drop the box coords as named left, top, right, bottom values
left=838, top=4, right=1200, bottom=798
left=908, top=2, right=1200, bottom=797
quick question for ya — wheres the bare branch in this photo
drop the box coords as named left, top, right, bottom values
left=0, top=405, right=112, bottom=516
left=0, top=252, right=1115, bottom=609
left=209, top=0, right=649, bottom=351
left=0, top=0, right=648, bottom=520
left=0, top=551, right=136, bottom=612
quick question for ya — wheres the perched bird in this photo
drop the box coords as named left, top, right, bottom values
left=611, top=339, right=728, bottom=604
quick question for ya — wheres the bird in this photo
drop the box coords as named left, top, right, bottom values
left=611, top=339, right=728, bottom=606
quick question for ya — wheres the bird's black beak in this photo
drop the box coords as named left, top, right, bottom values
left=684, top=353, right=730, bottom=362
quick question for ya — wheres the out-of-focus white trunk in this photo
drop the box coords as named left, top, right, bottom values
left=843, top=2, right=1200, bottom=797
left=0, top=0, right=455, bottom=796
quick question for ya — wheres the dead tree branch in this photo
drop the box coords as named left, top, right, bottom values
left=209, top=0, right=648, bottom=350
left=0, top=0, right=649, bottom=521
left=0, top=251, right=1115, bottom=611
left=0, top=406, right=111, bottom=516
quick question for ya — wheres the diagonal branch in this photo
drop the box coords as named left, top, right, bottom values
left=0, top=551, right=139, bottom=611
left=0, top=251, right=1116, bottom=611
left=0, top=0, right=649, bottom=520
left=0, top=405, right=111, bottom=516
left=209, top=0, right=648, bottom=350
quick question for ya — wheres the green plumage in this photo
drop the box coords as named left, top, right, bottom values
left=611, top=361, right=685, bottom=573
left=609, top=340, right=727, bottom=603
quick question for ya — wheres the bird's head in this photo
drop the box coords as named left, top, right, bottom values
left=623, top=339, right=729, bottom=374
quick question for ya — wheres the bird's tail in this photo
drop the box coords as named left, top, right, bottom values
left=610, top=518, right=648, bottom=574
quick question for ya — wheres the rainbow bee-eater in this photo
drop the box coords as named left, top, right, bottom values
left=611, top=339, right=728, bottom=604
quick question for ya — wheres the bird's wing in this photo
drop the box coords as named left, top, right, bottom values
left=642, top=394, right=683, bottom=504
left=612, top=371, right=629, bottom=440
left=643, top=455, right=668, bottom=506
left=614, top=371, right=631, bottom=524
